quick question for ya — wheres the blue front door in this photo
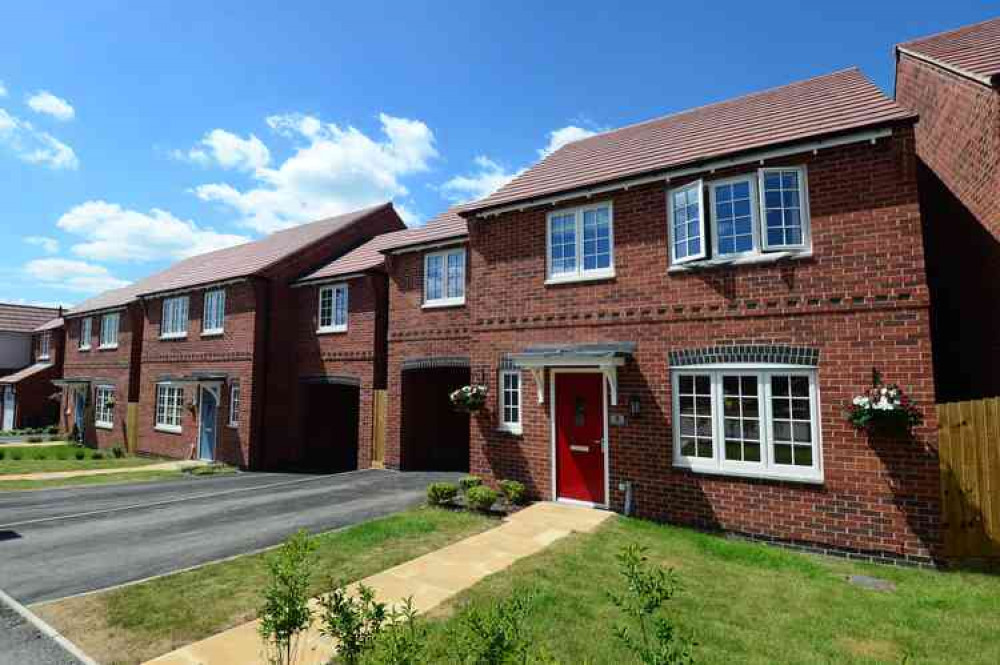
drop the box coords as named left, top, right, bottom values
left=74, top=390, right=86, bottom=439
left=199, top=388, right=218, bottom=461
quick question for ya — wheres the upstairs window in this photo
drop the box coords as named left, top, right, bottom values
left=424, top=247, right=466, bottom=307
left=94, top=385, right=115, bottom=429
left=38, top=332, right=51, bottom=360
left=499, top=370, right=522, bottom=434
left=668, top=166, right=810, bottom=267
left=100, top=312, right=120, bottom=349
left=79, top=317, right=92, bottom=350
left=202, top=289, right=226, bottom=335
left=161, top=296, right=189, bottom=339
left=318, top=284, right=348, bottom=332
left=547, top=202, right=614, bottom=282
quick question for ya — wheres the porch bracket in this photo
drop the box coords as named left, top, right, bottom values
left=510, top=342, right=634, bottom=406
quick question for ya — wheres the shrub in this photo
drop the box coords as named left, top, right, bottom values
left=258, top=530, right=317, bottom=665
left=369, top=597, right=427, bottom=665
left=56, top=449, right=69, bottom=460
left=499, top=480, right=527, bottom=506
left=459, top=475, right=483, bottom=493
left=0, top=450, right=5, bottom=460
left=74, top=449, right=86, bottom=460
left=452, top=588, right=536, bottom=665
left=26, top=435, right=43, bottom=443
left=46, top=425, right=58, bottom=435
left=609, top=544, right=694, bottom=665
left=11, top=451, right=23, bottom=461
left=111, top=446, right=126, bottom=459
left=465, top=486, right=499, bottom=513
left=427, top=482, right=459, bottom=506
left=91, top=451, right=105, bottom=460
left=319, top=582, right=386, bottom=665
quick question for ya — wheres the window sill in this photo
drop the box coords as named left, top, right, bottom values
left=155, top=425, right=183, bottom=435
left=37, top=356, right=51, bottom=362
left=159, top=334, right=188, bottom=341
left=674, top=461, right=823, bottom=485
left=317, top=327, right=348, bottom=335
left=668, top=250, right=812, bottom=273
left=422, top=299, right=466, bottom=310
left=201, top=330, right=224, bottom=338
left=227, top=423, right=239, bottom=430
left=95, top=422, right=114, bottom=430
left=544, top=270, right=615, bottom=286
left=78, top=347, right=91, bottom=352
left=98, top=345, right=119, bottom=351
left=497, top=425, right=523, bottom=436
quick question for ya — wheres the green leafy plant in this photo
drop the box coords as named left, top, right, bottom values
left=92, top=450, right=105, bottom=460
left=498, top=480, right=527, bottom=506
left=11, top=450, right=23, bottom=461
left=0, top=450, right=5, bottom=460
left=258, top=530, right=317, bottom=665
left=452, top=588, right=536, bottom=665
left=319, top=582, right=387, bottom=665
left=74, top=449, right=86, bottom=460
left=427, top=482, right=459, bottom=506
left=368, top=596, right=427, bottom=665
left=56, top=449, right=70, bottom=460
left=609, top=544, right=694, bottom=665
left=459, top=475, right=483, bottom=493
left=26, top=435, right=43, bottom=443
left=465, top=486, right=499, bottom=513
left=111, top=446, right=126, bottom=458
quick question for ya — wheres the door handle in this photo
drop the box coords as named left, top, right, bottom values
left=569, top=444, right=589, bottom=453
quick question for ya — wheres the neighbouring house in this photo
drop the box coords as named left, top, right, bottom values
left=131, top=203, right=403, bottom=468
left=58, top=287, right=144, bottom=448
left=895, top=17, right=1000, bottom=402
left=0, top=306, right=64, bottom=431
left=379, top=208, right=471, bottom=473
left=426, top=68, right=942, bottom=564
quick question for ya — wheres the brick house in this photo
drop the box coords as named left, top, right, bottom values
left=59, top=287, right=144, bottom=448
left=416, top=68, right=942, bottom=564
left=130, top=203, right=403, bottom=468
left=379, top=208, right=471, bottom=473
left=0, top=305, right=64, bottom=430
left=895, top=18, right=1000, bottom=401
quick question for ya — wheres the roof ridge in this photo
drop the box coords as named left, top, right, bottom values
left=897, top=16, right=1000, bottom=48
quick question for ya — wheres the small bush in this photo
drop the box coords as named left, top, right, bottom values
left=465, top=486, right=499, bottom=513
left=111, top=446, right=126, bottom=459
left=26, top=435, right=43, bottom=443
left=0, top=450, right=5, bottom=460
left=11, top=451, right=23, bottom=461
left=459, top=475, right=483, bottom=493
left=56, top=449, right=70, bottom=460
left=427, top=482, right=459, bottom=506
left=452, top=588, right=536, bottom=664
left=499, top=480, right=527, bottom=506
left=369, top=596, right=427, bottom=665
left=74, top=449, right=86, bottom=460
left=319, top=582, right=386, bottom=665
left=91, top=451, right=105, bottom=460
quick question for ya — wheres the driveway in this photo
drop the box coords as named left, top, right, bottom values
left=0, top=469, right=460, bottom=605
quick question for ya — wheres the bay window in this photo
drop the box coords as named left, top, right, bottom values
left=672, top=367, right=822, bottom=482
left=318, top=284, right=348, bottom=332
left=424, top=247, right=465, bottom=307
left=546, top=202, right=614, bottom=282
left=161, top=296, right=189, bottom=339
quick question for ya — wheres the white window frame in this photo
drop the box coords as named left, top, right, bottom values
left=155, top=383, right=184, bottom=433
left=317, top=283, right=349, bottom=333
left=709, top=175, right=761, bottom=260
left=79, top=317, right=92, bottom=351
left=759, top=166, right=811, bottom=252
left=423, top=247, right=466, bottom=308
left=94, top=385, right=115, bottom=430
left=99, top=312, right=120, bottom=349
left=498, top=370, right=522, bottom=434
left=228, top=381, right=240, bottom=428
left=671, top=365, right=823, bottom=483
left=545, top=201, right=615, bottom=284
left=202, top=289, right=226, bottom=336
left=37, top=332, right=51, bottom=361
left=161, top=296, right=189, bottom=339
left=667, top=181, right=707, bottom=265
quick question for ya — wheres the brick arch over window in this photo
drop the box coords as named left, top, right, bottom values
left=668, top=345, right=819, bottom=367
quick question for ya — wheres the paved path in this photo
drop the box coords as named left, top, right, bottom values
left=148, top=502, right=613, bottom=665
left=0, top=460, right=205, bottom=481
left=0, top=469, right=460, bottom=604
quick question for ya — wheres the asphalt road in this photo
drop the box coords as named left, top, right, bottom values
left=0, top=469, right=460, bottom=605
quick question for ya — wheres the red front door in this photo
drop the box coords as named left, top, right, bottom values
left=555, top=372, right=605, bottom=504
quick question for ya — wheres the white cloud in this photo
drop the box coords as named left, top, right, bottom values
left=172, top=129, right=270, bottom=172
left=440, top=156, right=524, bottom=203
left=26, top=91, right=75, bottom=121
left=538, top=125, right=599, bottom=158
left=57, top=200, right=250, bottom=263
left=0, top=81, right=7, bottom=98
left=24, top=258, right=128, bottom=294
left=194, top=112, right=437, bottom=233
left=24, top=236, right=60, bottom=254
left=0, top=109, right=78, bottom=170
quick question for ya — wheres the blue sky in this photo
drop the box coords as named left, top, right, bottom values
left=0, top=1, right=993, bottom=307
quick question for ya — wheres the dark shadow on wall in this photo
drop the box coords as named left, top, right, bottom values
left=919, top=161, right=1000, bottom=402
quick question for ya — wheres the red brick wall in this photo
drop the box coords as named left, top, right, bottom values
left=465, top=129, right=942, bottom=561
left=384, top=245, right=471, bottom=468
left=896, top=53, right=1000, bottom=238
left=62, top=307, right=139, bottom=449
left=137, top=281, right=257, bottom=465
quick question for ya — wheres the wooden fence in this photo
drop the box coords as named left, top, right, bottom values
left=937, top=398, right=1000, bottom=558
left=371, top=389, right=387, bottom=469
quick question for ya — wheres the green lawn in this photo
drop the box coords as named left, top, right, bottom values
left=33, top=506, right=496, bottom=665
left=419, top=516, right=1000, bottom=664
left=0, top=443, right=161, bottom=475
left=0, top=468, right=190, bottom=492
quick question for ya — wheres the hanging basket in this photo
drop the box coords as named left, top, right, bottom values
left=450, top=385, right=488, bottom=413
left=845, top=371, right=923, bottom=439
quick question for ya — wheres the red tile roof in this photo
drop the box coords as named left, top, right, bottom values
left=463, top=69, right=914, bottom=214
left=0, top=304, right=62, bottom=333
left=376, top=207, right=468, bottom=253
left=68, top=203, right=397, bottom=316
left=0, top=362, right=54, bottom=385
left=898, top=17, right=1000, bottom=85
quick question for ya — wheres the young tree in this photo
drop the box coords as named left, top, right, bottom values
left=258, top=530, right=317, bottom=665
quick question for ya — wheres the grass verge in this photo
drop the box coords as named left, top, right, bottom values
left=0, top=444, right=161, bottom=475
left=0, top=469, right=189, bottom=492
left=420, top=516, right=1000, bottom=664
left=32, top=506, right=495, bottom=665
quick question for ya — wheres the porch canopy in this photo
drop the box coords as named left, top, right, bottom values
left=509, top=342, right=635, bottom=405
left=0, top=362, right=53, bottom=385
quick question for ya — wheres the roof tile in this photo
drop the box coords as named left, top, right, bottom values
left=0, top=304, right=62, bottom=333
left=899, top=17, right=1000, bottom=83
